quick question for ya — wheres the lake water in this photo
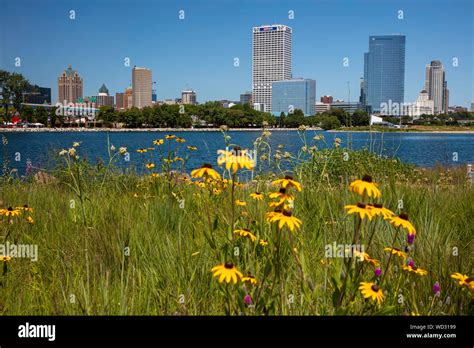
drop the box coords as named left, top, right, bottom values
left=1, top=130, right=473, bottom=175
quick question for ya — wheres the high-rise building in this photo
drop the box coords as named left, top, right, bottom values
left=252, top=25, right=292, bottom=113
left=58, top=65, right=83, bottom=104
left=407, top=90, right=434, bottom=119
left=22, top=86, right=51, bottom=105
left=271, top=79, right=316, bottom=116
left=115, top=93, right=125, bottom=111
left=182, top=90, right=197, bottom=105
left=363, top=35, right=405, bottom=113
left=240, top=92, right=252, bottom=104
left=424, top=61, right=449, bottom=114
left=132, top=67, right=152, bottom=109
left=320, top=95, right=333, bottom=104
left=95, top=83, right=114, bottom=107
left=471, top=103, right=474, bottom=112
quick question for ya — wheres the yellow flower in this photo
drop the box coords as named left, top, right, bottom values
left=344, top=203, right=375, bottom=220
left=173, top=157, right=184, bottom=162
left=366, top=203, right=394, bottom=219
left=213, top=188, right=222, bottom=195
left=353, top=250, right=380, bottom=267
left=235, top=200, right=247, bottom=207
left=147, top=147, right=155, bottom=151
left=151, top=173, right=159, bottom=178
left=187, top=145, right=197, bottom=151
left=153, top=139, right=164, bottom=145
left=146, top=163, right=155, bottom=169
left=175, top=137, right=186, bottom=143
left=268, top=188, right=294, bottom=203
left=387, top=213, right=416, bottom=236
left=259, top=239, right=268, bottom=247
left=359, top=282, right=384, bottom=305
left=349, top=175, right=381, bottom=198
left=250, top=192, right=264, bottom=201
left=268, top=209, right=302, bottom=232
left=165, top=135, right=176, bottom=140
left=26, top=216, right=34, bottom=224
left=402, top=264, right=428, bottom=276
left=383, top=247, right=407, bottom=259
left=16, top=205, right=33, bottom=212
left=72, top=142, right=80, bottom=147
left=241, top=275, right=257, bottom=285
left=234, top=228, right=256, bottom=242
left=211, top=261, right=243, bottom=284
left=451, top=273, right=474, bottom=292
left=136, top=149, right=148, bottom=153
left=217, top=147, right=255, bottom=173
left=271, top=175, right=302, bottom=192
left=191, top=164, right=221, bottom=180
left=59, top=149, right=68, bottom=156
left=119, top=147, right=127, bottom=154
left=0, top=207, right=21, bottom=217
left=1, top=255, right=12, bottom=262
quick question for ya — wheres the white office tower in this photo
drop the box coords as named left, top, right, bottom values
left=252, top=25, right=292, bottom=113
left=424, top=61, right=448, bottom=114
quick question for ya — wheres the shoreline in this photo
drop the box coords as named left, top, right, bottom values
left=1, top=127, right=473, bottom=134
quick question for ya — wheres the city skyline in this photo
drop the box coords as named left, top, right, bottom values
left=0, top=0, right=472, bottom=107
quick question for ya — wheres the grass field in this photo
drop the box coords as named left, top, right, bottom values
left=0, top=129, right=473, bottom=315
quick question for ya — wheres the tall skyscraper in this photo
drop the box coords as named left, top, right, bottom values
left=58, top=65, right=83, bottom=104
left=424, top=61, right=449, bottom=114
left=271, top=79, right=316, bottom=116
left=115, top=92, right=125, bottom=111
left=132, top=67, right=152, bottom=109
left=363, top=35, right=405, bottom=113
left=95, top=83, right=114, bottom=107
left=252, top=25, right=292, bottom=113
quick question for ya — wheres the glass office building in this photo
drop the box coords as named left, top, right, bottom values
left=363, top=35, right=405, bottom=113
left=271, top=79, right=316, bottom=116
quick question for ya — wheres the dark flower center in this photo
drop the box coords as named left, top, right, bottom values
left=279, top=188, right=287, bottom=194
left=399, top=213, right=409, bottom=221
left=274, top=208, right=283, bottom=213
left=362, top=175, right=373, bottom=182
left=393, top=247, right=401, bottom=252
left=371, top=284, right=380, bottom=292
left=23, top=204, right=29, bottom=208
left=284, top=175, right=293, bottom=180
left=465, top=277, right=474, bottom=283
left=282, top=209, right=292, bottom=217
left=374, top=203, right=383, bottom=208
left=255, top=192, right=261, bottom=195
left=224, top=261, right=234, bottom=269
left=202, top=163, right=212, bottom=168
left=243, top=228, right=251, bottom=232
left=7, top=207, right=13, bottom=211
left=357, top=202, right=366, bottom=209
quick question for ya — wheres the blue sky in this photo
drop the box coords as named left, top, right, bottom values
left=1, top=0, right=472, bottom=106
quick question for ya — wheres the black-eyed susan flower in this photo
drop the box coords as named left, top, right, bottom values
left=387, top=213, right=416, bottom=236
left=271, top=175, right=302, bottom=192
left=268, top=209, right=302, bottom=232
left=173, top=157, right=184, bottom=162
left=191, top=164, right=221, bottom=180
left=151, top=173, right=159, bottom=178
left=175, top=137, right=186, bottom=143
left=242, top=275, right=257, bottom=285
left=354, top=250, right=380, bottom=267
left=403, top=264, right=428, bottom=276
left=383, top=247, right=407, bottom=259
left=0, top=207, right=21, bottom=217
left=136, top=148, right=147, bottom=153
left=1, top=255, right=12, bottom=262
left=165, top=135, right=176, bottom=140
left=153, top=139, right=164, bottom=145
left=268, top=188, right=294, bottom=203
left=259, top=239, right=268, bottom=247
left=187, top=145, right=197, bottom=151
left=213, top=188, right=221, bottom=195
left=349, top=175, right=381, bottom=198
left=146, top=163, right=155, bottom=169
left=451, top=273, right=474, bottom=292
left=344, top=202, right=375, bottom=220
left=250, top=192, right=264, bottom=201
left=211, top=261, right=243, bottom=284
left=234, top=228, right=256, bottom=242
left=359, top=282, right=384, bottom=304
left=235, top=200, right=247, bottom=207
left=367, top=203, right=394, bottom=219
left=16, top=205, right=33, bottom=212
left=26, top=216, right=34, bottom=224
left=217, top=147, right=255, bottom=173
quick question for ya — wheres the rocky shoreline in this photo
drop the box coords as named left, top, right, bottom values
left=0, top=127, right=321, bottom=132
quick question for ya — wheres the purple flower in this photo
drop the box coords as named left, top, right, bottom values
left=408, top=259, right=415, bottom=267
left=244, top=294, right=252, bottom=305
left=407, top=233, right=415, bottom=245
left=374, top=268, right=382, bottom=277
left=433, top=282, right=440, bottom=296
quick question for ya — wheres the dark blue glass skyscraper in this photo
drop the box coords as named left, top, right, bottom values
left=363, top=35, right=405, bottom=113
